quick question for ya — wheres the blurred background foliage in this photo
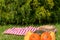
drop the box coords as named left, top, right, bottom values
left=0, top=0, right=60, bottom=25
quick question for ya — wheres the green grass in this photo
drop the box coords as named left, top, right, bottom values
left=0, top=25, right=24, bottom=40
left=0, top=24, right=60, bottom=40
left=55, top=24, right=60, bottom=40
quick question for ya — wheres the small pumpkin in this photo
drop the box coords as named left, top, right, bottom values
left=29, top=33, right=41, bottom=40
left=24, top=31, right=33, bottom=40
left=50, top=31, right=55, bottom=40
left=41, top=32, right=52, bottom=40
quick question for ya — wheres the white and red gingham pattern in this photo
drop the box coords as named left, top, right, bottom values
left=4, top=26, right=40, bottom=35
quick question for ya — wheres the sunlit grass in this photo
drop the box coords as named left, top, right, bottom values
left=0, top=24, right=60, bottom=40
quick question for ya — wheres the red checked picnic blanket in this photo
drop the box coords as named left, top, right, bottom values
left=4, top=25, right=57, bottom=35
left=4, top=26, right=40, bottom=35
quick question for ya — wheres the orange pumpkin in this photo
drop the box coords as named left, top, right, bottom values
left=41, top=32, right=52, bottom=40
left=29, top=33, right=41, bottom=40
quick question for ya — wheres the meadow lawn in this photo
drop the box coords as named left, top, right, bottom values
left=0, top=24, right=60, bottom=40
